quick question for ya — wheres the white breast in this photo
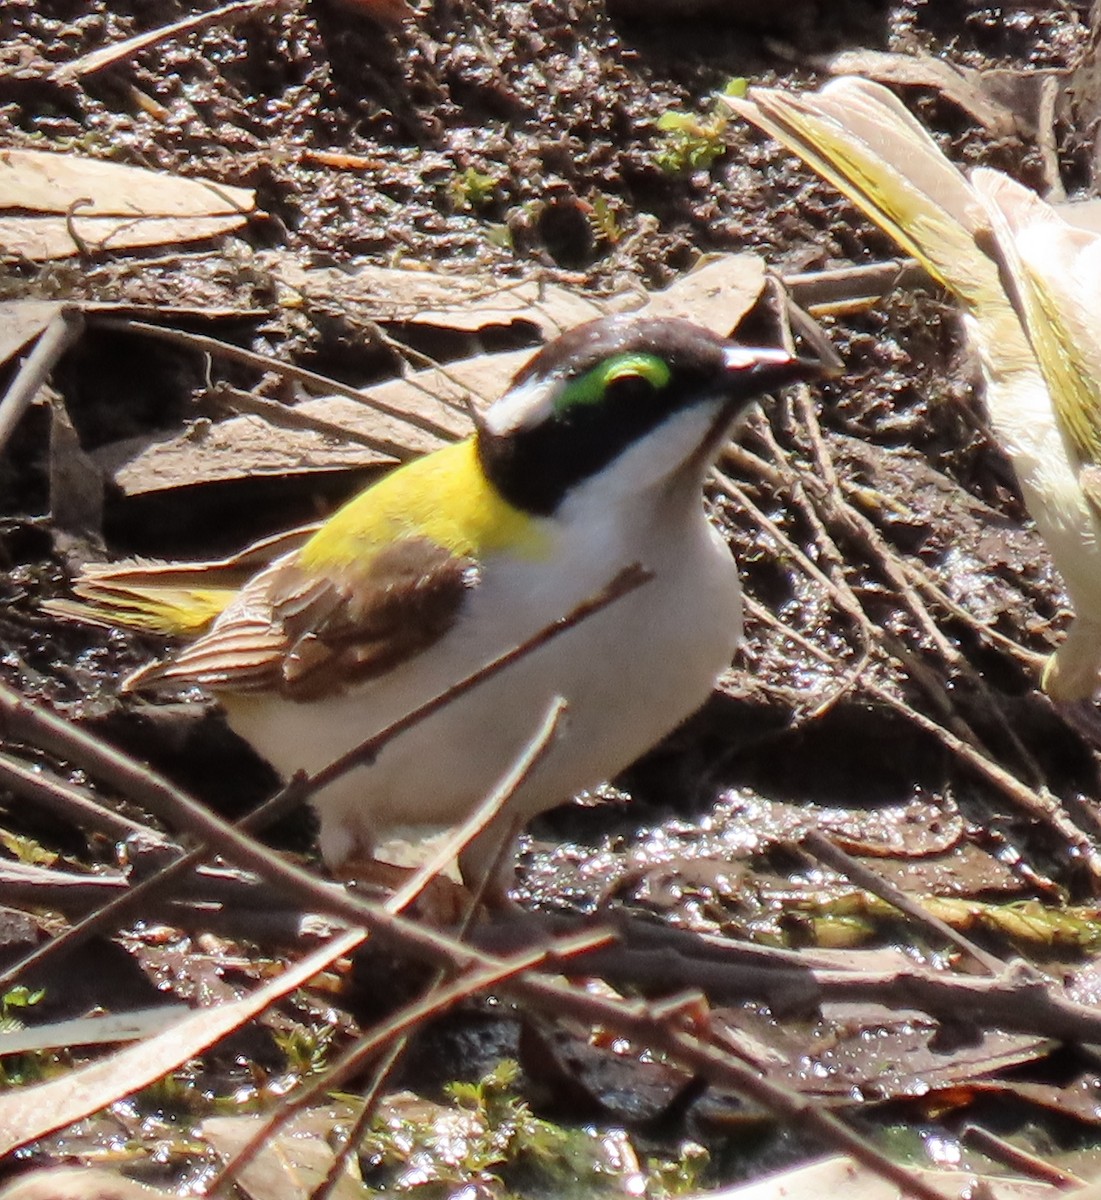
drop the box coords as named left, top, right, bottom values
left=222, top=452, right=742, bottom=868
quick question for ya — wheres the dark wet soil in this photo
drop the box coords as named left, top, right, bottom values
left=2, top=0, right=1101, bottom=1192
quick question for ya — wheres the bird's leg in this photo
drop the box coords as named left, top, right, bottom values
left=1043, top=620, right=1101, bottom=747
left=458, top=816, right=525, bottom=912
left=333, top=855, right=476, bottom=925
left=1042, top=617, right=1101, bottom=703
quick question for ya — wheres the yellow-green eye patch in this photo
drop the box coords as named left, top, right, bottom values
left=555, top=352, right=671, bottom=412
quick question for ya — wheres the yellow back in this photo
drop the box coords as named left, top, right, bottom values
left=62, top=437, right=548, bottom=639
left=300, top=438, right=546, bottom=574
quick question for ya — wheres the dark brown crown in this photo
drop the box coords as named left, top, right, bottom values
left=477, top=315, right=819, bottom=515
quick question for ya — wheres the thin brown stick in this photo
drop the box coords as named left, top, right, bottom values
left=864, top=675, right=1101, bottom=882
left=733, top=590, right=872, bottom=726
left=898, top=550, right=1048, bottom=671
left=961, top=1124, right=1085, bottom=1189
left=0, top=689, right=951, bottom=1199
left=0, top=752, right=162, bottom=844
left=371, top=328, right=494, bottom=417
left=788, top=391, right=1047, bottom=783
left=299, top=564, right=649, bottom=800
left=801, top=829, right=1006, bottom=974
left=0, top=307, right=84, bottom=454
left=311, top=1039, right=405, bottom=1200
left=718, top=462, right=989, bottom=749
left=303, top=701, right=567, bottom=1200
left=720, top=457, right=992, bottom=753
left=51, top=0, right=291, bottom=81
left=88, top=316, right=458, bottom=446
left=0, top=568, right=645, bottom=989
left=210, top=383, right=419, bottom=460
left=728, top=416, right=1096, bottom=872
left=743, top=583, right=1101, bottom=884
left=205, top=926, right=615, bottom=1200
left=386, top=697, right=567, bottom=912
left=471, top=920, right=1101, bottom=1042
left=743, top=417, right=1041, bottom=691
left=712, top=469, right=865, bottom=629
left=7, top=691, right=1096, bottom=1199
left=742, top=419, right=1012, bottom=761
left=783, top=258, right=926, bottom=315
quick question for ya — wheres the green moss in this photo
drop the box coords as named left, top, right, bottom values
left=448, top=166, right=502, bottom=211
left=654, top=78, right=748, bottom=175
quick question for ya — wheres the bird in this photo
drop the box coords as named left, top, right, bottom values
left=729, top=77, right=1101, bottom=703
left=60, top=315, right=821, bottom=904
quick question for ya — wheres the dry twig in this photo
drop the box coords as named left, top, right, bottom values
left=88, top=316, right=458, bottom=448
left=51, top=0, right=292, bottom=82
left=0, top=308, right=84, bottom=454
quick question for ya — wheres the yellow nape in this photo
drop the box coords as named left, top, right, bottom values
left=300, top=437, right=548, bottom=571
left=56, top=584, right=237, bottom=637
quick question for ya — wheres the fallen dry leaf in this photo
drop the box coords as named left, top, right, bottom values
left=266, top=254, right=615, bottom=338
left=0, top=149, right=254, bottom=260
left=0, top=215, right=249, bottom=261
left=92, top=368, right=478, bottom=495
left=0, top=149, right=253, bottom=217
left=202, top=1110, right=364, bottom=1200
left=0, top=1168, right=174, bottom=1200
left=0, top=300, right=63, bottom=368
left=51, top=0, right=284, bottom=82
left=632, top=254, right=766, bottom=333
left=699, top=1154, right=1060, bottom=1200
left=822, top=49, right=1019, bottom=136
left=91, top=255, right=771, bottom=494
left=0, top=929, right=364, bottom=1157
left=265, top=250, right=764, bottom=340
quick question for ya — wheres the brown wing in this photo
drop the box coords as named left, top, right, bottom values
left=124, top=537, right=479, bottom=701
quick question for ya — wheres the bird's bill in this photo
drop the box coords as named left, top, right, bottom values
left=722, top=345, right=826, bottom=396
left=683, top=344, right=823, bottom=474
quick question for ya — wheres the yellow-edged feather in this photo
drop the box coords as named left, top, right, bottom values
left=725, top=83, right=1031, bottom=380
left=972, top=169, right=1101, bottom=471
left=48, top=586, right=237, bottom=636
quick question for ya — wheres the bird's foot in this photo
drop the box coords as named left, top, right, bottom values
left=333, top=856, right=482, bottom=925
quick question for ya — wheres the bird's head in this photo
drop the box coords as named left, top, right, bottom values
left=476, top=315, right=822, bottom=516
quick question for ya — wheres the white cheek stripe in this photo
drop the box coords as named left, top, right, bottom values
left=482, top=375, right=557, bottom=436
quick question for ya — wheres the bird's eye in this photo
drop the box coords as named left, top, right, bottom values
left=555, top=352, right=671, bottom=413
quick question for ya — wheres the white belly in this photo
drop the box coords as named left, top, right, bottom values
left=975, top=330, right=1101, bottom=617
left=221, top=497, right=741, bottom=867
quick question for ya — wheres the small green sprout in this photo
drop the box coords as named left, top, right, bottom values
left=0, top=830, right=57, bottom=867
left=449, top=166, right=501, bottom=211
left=587, top=193, right=624, bottom=246
left=273, top=1022, right=335, bottom=1079
left=0, top=986, right=45, bottom=1021
left=654, top=77, right=748, bottom=175
left=362, top=1059, right=572, bottom=1191
left=650, top=1141, right=710, bottom=1197
left=0, top=987, right=50, bottom=1087
left=485, top=222, right=514, bottom=250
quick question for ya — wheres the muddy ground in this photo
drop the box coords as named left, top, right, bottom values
left=2, top=0, right=1101, bottom=1196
